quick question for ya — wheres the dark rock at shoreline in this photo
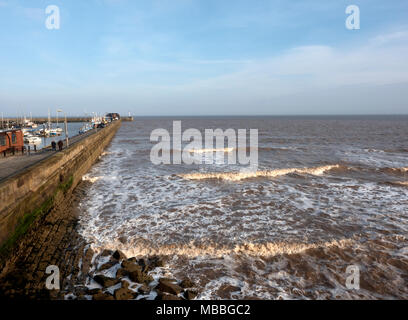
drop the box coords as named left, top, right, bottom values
left=138, top=284, right=151, bottom=295
left=129, top=270, right=153, bottom=284
left=148, top=256, right=165, bottom=268
left=180, top=278, right=195, bottom=289
left=157, top=278, right=183, bottom=295
left=93, top=275, right=119, bottom=288
left=112, top=250, right=127, bottom=261
left=87, top=288, right=102, bottom=295
left=122, top=260, right=142, bottom=273
left=155, top=290, right=183, bottom=300
left=184, top=289, right=198, bottom=300
left=114, top=287, right=136, bottom=300
left=116, top=268, right=129, bottom=278
left=100, top=249, right=114, bottom=257
left=99, top=261, right=117, bottom=271
left=121, top=280, right=130, bottom=289
left=93, top=292, right=114, bottom=301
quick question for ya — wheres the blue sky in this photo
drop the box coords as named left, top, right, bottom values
left=0, top=0, right=408, bottom=116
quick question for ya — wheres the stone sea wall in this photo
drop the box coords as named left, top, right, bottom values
left=0, top=120, right=122, bottom=256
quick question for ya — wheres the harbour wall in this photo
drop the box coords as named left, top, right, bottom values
left=0, top=120, right=122, bottom=256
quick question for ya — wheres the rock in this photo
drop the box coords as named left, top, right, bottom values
left=122, top=260, right=142, bottom=273
left=100, top=249, right=114, bottom=257
left=87, top=288, right=102, bottom=295
left=129, top=270, right=154, bottom=284
left=157, top=278, right=183, bottom=295
left=138, top=284, right=150, bottom=295
left=160, top=292, right=183, bottom=300
left=112, top=250, right=127, bottom=261
left=116, top=268, right=129, bottom=278
left=93, top=275, right=119, bottom=288
left=137, top=258, right=147, bottom=267
left=180, top=278, right=195, bottom=288
left=99, top=261, right=117, bottom=271
left=114, top=287, right=136, bottom=300
left=73, top=286, right=89, bottom=296
left=121, top=280, right=130, bottom=289
left=148, top=256, right=164, bottom=268
left=118, top=236, right=127, bottom=244
left=184, top=290, right=198, bottom=300
left=93, top=292, right=114, bottom=301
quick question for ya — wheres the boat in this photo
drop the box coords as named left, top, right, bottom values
left=24, top=135, right=42, bottom=144
left=79, top=123, right=93, bottom=134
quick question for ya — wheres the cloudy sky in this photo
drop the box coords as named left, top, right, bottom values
left=0, top=0, right=407, bottom=116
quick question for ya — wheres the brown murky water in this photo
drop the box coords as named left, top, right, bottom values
left=78, top=116, right=408, bottom=299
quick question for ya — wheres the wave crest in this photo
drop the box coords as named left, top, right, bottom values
left=179, top=165, right=340, bottom=181
left=94, top=238, right=354, bottom=259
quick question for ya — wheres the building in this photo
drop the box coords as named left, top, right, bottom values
left=105, top=113, right=121, bottom=121
left=0, top=129, right=24, bottom=153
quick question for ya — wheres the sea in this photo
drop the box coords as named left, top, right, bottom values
left=77, top=116, right=408, bottom=299
left=24, top=122, right=85, bottom=150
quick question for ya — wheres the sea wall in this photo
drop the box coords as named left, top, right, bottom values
left=0, top=120, right=121, bottom=255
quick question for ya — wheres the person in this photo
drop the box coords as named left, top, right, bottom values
left=51, top=141, right=57, bottom=151
left=58, top=140, right=63, bottom=151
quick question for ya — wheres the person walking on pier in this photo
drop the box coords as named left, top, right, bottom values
left=57, top=140, right=63, bottom=151
left=51, top=141, right=57, bottom=151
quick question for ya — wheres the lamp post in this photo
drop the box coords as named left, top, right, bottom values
left=57, top=109, right=69, bottom=148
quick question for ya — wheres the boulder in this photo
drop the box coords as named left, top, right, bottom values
left=157, top=278, right=183, bottom=295
left=93, top=292, right=114, bottom=301
left=122, top=260, right=142, bottom=273
left=184, top=290, right=198, bottom=300
left=93, top=275, right=119, bottom=288
left=129, top=270, right=154, bottom=284
left=99, top=261, right=117, bottom=271
left=160, top=292, right=183, bottom=300
left=138, top=284, right=151, bottom=295
left=116, top=268, right=129, bottom=278
left=148, top=256, right=165, bottom=268
left=121, top=280, right=130, bottom=289
left=180, top=278, right=195, bottom=289
left=100, top=249, right=114, bottom=257
left=114, top=287, right=136, bottom=300
left=112, top=250, right=127, bottom=261
left=87, top=288, right=102, bottom=295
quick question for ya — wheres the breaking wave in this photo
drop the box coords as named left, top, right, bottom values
left=82, top=175, right=103, bottom=184
left=179, top=164, right=340, bottom=181
left=379, top=167, right=408, bottom=175
left=91, top=238, right=354, bottom=259
left=186, top=147, right=235, bottom=153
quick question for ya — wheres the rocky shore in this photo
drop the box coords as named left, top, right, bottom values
left=0, top=181, right=199, bottom=300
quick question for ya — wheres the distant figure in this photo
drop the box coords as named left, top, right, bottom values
left=51, top=141, right=57, bottom=151
left=58, top=140, right=63, bottom=151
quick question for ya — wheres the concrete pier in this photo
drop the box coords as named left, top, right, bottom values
left=0, top=120, right=121, bottom=254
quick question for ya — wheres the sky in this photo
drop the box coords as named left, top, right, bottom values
left=0, top=0, right=407, bottom=116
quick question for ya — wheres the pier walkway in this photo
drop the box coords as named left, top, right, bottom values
left=0, top=126, right=106, bottom=182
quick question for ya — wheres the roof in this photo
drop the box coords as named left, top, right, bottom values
left=0, top=129, right=23, bottom=134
